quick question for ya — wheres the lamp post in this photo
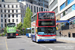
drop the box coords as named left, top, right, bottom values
left=22, top=28, right=25, bottom=35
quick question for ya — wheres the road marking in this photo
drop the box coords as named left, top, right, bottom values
left=5, top=38, right=8, bottom=50
left=21, top=38, right=53, bottom=50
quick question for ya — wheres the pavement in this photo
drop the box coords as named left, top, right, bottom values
left=0, top=36, right=75, bottom=50
left=57, top=36, right=75, bottom=43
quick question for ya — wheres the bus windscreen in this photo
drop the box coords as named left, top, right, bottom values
left=39, top=21, right=55, bottom=26
left=38, top=27, right=56, bottom=35
left=39, top=13, right=54, bottom=19
left=7, top=23, right=15, bottom=27
left=26, top=30, right=31, bottom=33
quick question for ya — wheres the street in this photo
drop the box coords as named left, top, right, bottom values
left=0, top=36, right=75, bottom=50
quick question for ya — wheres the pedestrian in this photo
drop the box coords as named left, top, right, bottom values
left=59, top=31, right=61, bottom=36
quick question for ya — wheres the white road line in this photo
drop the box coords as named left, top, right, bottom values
left=21, top=38, right=53, bottom=50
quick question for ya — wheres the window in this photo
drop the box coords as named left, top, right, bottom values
left=1, top=14, right=3, bottom=17
left=1, top=9, right=2, bottom=12
left=8, top=10, right=10, bottom=13
left=27, top=4, right=28, bottom=7
left=37, top=7, right=38, bottom=12
left=12, top=5, right=14, bottom=8
left=4, top=10, right=6, bottom=13
left=5, top=14, right=6, bottom=17
left=12, top=19, right=14, bottom=22
left=0, top=4, right=1, bottom=7
left=16, top=19, right=18, bottom=22
left=31, top=6, right=32, bottom=12
left=8, top=19, right=10, bottom=22
left=1, top=19, right=3, bottom=22
left=16, top=5, right=18, bottom=8
left=16, top=14, right=18, bottom=17
left=5, top=19, right=6, bottom=22
left=1, top=24, right=3, bottom=28
left=39, top=8, right=40, bottom=11
left=34, top=6, right=36, bottom=12
left=8, top=14, right=10, bottom=18
left=72, top=4, right=75, bottom=11
left=12, top=10, right=14, bottom=13
left=60, top=3, right=65, bottom=10
left=2, top=0, right=5, bottom=2
left=12, top=14, right=14, bottom=18
left=4, top=4, right=5, bottom=8
left=67, top=0, right=74, bottom=5
left=8, top=5, right=9, bottom=8
left=16, top=10, right=18, bottom=13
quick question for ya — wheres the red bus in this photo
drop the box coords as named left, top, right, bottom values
left=31, top=11, right=56, bottom=42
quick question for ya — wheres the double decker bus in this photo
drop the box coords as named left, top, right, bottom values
left=26, top=28, right=31, bottom=38
left=7, top=23, right=16, bottom=38
left=31, top=11, right=56, bottom=42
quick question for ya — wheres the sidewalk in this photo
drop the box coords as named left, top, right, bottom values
left=57, top=36, right=75, bottom=43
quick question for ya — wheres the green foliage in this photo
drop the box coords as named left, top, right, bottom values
left=23, top=7, right=33, bottom=34
left=16, top=22, right=23, bottom=35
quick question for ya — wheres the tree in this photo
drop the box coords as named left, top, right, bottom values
left=23, top=7, right=33, bottom=34
left=17, top=22, right=23, bottom=35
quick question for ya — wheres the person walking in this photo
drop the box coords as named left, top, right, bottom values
left=59, top=31, right=61, bottom=36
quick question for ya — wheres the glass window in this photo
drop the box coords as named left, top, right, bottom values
left=2, top=0, right=4, bottom=2
left=8, top=5, right=9, bottom=8
left=60, top=3, right=65, bottom=10
left=1, top=9, right=2, bottom=12
left=1, top=24, right=3, bottom=28
left=72, top=4, right=75, bottom=11
left=39, top=13, right=55, bottom=19
left=8, top=10, right=10, bottom=13
left=16, top=10, right=18, bottom=13
left=1, top=19, right=3, bottom=22
left=34, top=6, right=36, bottom=12
left=16, top=19, right=18, bottom=22
left=4, top=4, right=5, bottom=8
left=31, top=6, right=32, bottom=12
left=5, top=19, right=6, bottom=22
left=12, top=14, right=14, bottom=18
left=38, top=27, right=56, bottom=35
left=67, top=0, right=74, bottom=5
left=12, top=10, right=14, bottom=13
left=12, top=19, right=14, bottom=22
left=39, top=21, right=55, bottom=26
left=0, top=4, right=1, bottom=7
left=12, top=5, right=14, bottom=8
left=16, top=14, right=18, bottom=17
left=8, top=14, right=10, bottom=18
left=37, top=7, right=38, bottom=12
left=4, top=10, right=6, bottom=13
left=8, top=19, right=10, bottom=22
left=1, top=14, right=3, bottom=17
left=5, top=14, right=6, bottom=17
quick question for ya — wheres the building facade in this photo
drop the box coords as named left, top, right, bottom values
left=0, top=2, right=24, bottom=28
left=49, top=0, right=75, bottom=38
